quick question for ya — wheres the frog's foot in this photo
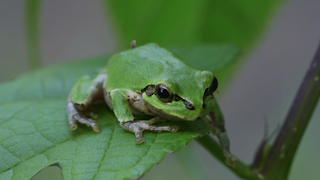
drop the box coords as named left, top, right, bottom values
left=70, top=113, right=101, bottom=133
left=223, top=151, right=238, bottom=168
left=67, top=102, right=101, bottom=133
left=218, top=132, right=238, bottom=168
left=121, top=121, right=179, bottom=144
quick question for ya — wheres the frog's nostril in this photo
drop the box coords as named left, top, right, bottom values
left=184, top=101, right=195, bottom=110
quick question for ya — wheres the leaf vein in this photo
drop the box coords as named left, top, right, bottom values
left=92, top=123, right=115, bottom=180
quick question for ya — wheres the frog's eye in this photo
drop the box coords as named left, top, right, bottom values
left=210, top=77, right=218, bottom=93
left=155, top=84, right=173, bottom=103
left=203, top=77, right=218, bottom=108
left=204, top=77, right=218, bottom=98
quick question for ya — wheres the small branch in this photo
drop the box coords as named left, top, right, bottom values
left=260, top=42, right=320, bottom=179
left=196, top=135, right=260, bottom=180
left=26, top=0, right=42, bottom=70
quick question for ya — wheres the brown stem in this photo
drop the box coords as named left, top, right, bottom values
left=260, top=42, right=320, bottom=179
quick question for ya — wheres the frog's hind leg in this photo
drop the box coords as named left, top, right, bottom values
left=67, top=71, right=107, bottom=132
left=204, top=101, right=237, bottom=168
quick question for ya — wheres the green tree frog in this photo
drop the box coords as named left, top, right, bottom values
left=67, top=41, right=236, bottom=166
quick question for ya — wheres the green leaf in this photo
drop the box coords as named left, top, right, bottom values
left=0, top=44, right=238, bottom=179
left=106, top=0, right=283, bottom=49
left=106, top=0, right=270, bottom=91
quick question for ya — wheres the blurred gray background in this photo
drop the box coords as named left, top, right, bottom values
left=1, top=0, right=320, bottom=179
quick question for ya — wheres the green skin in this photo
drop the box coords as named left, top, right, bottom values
left=67, top=43, right=236, bottom=166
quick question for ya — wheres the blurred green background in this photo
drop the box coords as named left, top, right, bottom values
left=1, top=0, right=320, bottom=179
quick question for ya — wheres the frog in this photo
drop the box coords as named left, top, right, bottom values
left=67, top=41, right=236, bottom=166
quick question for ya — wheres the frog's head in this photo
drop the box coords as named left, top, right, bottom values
left=141, top=70, right=218, bottom=121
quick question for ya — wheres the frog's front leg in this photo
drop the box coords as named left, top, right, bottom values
left=204, top=100, right=237, bottom=168
left=67, top=72, right=107, bottom=132
left=109, top=89, right=178, bottom=144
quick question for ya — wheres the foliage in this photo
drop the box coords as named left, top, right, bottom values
left=0, top=45, right=239, bottom=179
left=106, top=0, right=282, bottom=49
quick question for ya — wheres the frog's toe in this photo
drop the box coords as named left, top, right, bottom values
left=69, top=123, right=78, bottom=130
left=135, top=137, right=145, bottom=144
left=170, top=125, right=179, bottom=133
left=224, top=152, right=238, bottom=168
left=70, top=113, right=101, bottom=133
left=92, top=126, right=101, bottom=133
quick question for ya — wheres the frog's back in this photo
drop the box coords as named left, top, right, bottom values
left=106, top=43, right=198, bottom=92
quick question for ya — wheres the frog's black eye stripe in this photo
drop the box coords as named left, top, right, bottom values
left=144, top=84, right=195, bottom=110
left=173, top=94, right=182, bottom=101
left=155, top=84, right=173, bottom=103
left=141, top=85, right=155, bottom=96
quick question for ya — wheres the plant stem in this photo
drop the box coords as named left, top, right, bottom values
left=196, top=136, right=260, bottom=180
left=260, top=42, right=320, bottom=179
left=26, top=0, right=42, bottom=70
